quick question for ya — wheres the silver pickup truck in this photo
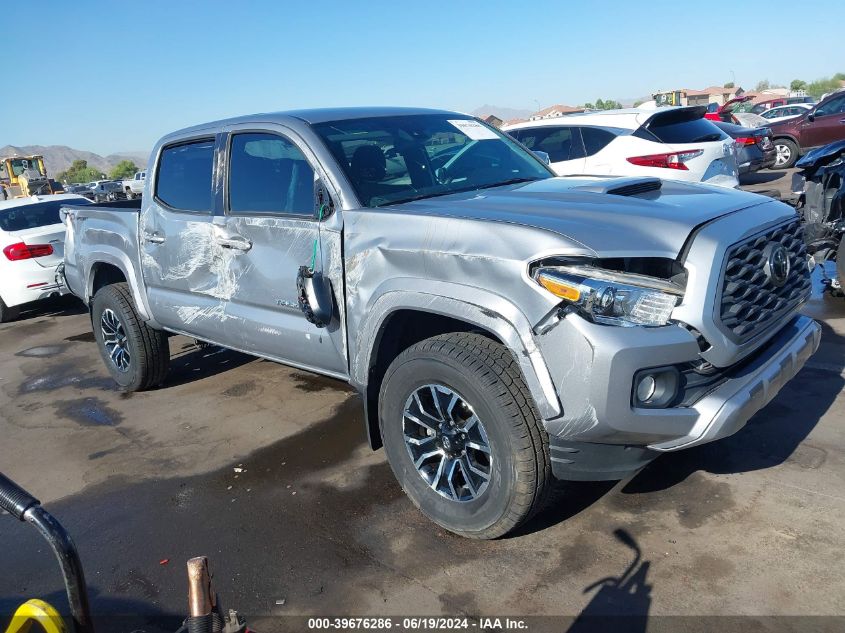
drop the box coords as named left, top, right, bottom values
left=61, top=107, right=820, bottom=538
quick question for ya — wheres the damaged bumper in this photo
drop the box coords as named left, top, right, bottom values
left=536, top=313, right=820, bottom=481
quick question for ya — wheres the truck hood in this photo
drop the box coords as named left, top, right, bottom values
left=387, top=177, right=778, bottom=258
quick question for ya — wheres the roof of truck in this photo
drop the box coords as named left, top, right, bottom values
left=165, top=107, right=463, bottom=141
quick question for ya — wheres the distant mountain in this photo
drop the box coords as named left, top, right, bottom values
left=0, top=145, right=149, bottom=178
left=470, top=105, right=534, bottom=121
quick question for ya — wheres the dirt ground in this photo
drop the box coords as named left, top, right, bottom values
left=1, top=171, right=844, bottom=632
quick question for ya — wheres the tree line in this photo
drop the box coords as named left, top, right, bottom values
left=56, top=159, right=139, bottom=184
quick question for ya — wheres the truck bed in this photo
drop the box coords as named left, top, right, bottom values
left=61, top=198, right=147, bottom=310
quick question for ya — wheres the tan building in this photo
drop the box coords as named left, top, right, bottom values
left=479, top=114, right=504, bottom=128
left=528, top=104, right=585, bottom=121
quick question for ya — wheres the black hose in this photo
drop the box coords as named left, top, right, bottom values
left=0, top=472, right=39, bottom=521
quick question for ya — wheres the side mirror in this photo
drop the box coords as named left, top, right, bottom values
left=807, top=113, right=815, bottom=122
left=296, top=266, right=333, bottom=328
left=532, top=150, right=551, bottom=165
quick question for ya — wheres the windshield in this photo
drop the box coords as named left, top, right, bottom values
left=0, top=198, right=90, bottom=232
left=311, top=114, right=552, bottom=207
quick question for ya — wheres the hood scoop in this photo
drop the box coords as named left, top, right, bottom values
left=572, top=177, right=662, bottom=197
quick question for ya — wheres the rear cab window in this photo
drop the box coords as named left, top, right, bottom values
left=155, top=140, right=215, bottom=212
left=0, top=198, right=91, bottom=232
left=635, top=109, right=727, bottom=144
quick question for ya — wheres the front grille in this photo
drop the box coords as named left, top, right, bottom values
left=719, top=218, right=810, bottom=341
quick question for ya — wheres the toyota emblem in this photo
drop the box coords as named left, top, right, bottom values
left=764, top=244, right=791, bottom=287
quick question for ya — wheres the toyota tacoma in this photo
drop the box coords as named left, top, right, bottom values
left=60, top=107, right=820, bottom=538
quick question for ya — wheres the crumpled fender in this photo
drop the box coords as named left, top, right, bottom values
left=351, top=279, right=562, bottom=420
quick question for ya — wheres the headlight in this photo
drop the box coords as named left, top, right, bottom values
left=534, top=264, right=684, bottom=327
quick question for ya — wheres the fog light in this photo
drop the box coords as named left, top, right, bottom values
left=636, top=375, right=657, bottom=402
left=632, top=367, right=680, bottom=408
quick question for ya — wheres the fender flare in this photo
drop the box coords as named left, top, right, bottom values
left=85, top=247, right=156, bottom=323
left=351, top=283, right=562, bottom=421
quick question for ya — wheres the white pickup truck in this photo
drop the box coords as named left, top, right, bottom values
left=122, top=171, right=146, bottom=199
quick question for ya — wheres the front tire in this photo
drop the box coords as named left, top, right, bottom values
left=774, top=139, right=799, bottom=168
left=91, top=282, right=170, bottom=391
left=379, top=333, right=551, bottom=539
left=0, top=297, right=20, bottom=323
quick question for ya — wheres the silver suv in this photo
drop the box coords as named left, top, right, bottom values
left=61, top=107, right=820, bottom=538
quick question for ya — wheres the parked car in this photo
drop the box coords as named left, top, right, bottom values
left=713, top=121, right=776, bottom=174
left=732, top=112, right=771, bottom=129
left=87, top=180, right=125, bottom=203
left=704, top=95, right=754, bottom=123
left=504, top=106, right=738, bottom=187
left=0, top=194, right=90, bottom=321
left=751, top=96, right=815, bottom=114
left=768, top=91, right=845, bottom=168
left=759, top=103, right=813, bottom=124
left=122, top=171, right=146, bottom=199
left=61, top=107, right=818, bottom=539
left=65, top=184, right=91, bottom=195
left=793, top=140, right=845, bottom=295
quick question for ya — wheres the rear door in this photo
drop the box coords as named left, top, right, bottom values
left=801, top=94, right=845, bottom=148
left=578, top=126, right=619, bottom=172
left=138, top=135, right=224, bottom=341
left=508, top=126, right=586, bottom=175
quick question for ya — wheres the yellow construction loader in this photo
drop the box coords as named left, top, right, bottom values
left=0, top=154, right=62, bottom=198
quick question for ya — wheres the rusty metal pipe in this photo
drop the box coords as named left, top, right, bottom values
left=186, top=556, right=215, bottom=617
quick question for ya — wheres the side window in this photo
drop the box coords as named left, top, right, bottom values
left=511, top=127, right=580, bottom=163
left=815, top=96, right=845, bottom=117
left=580, top=127, right=616, bottom=157
left=156, top=140, right=215, bottom=212
left=228, top=132, right=315, bottom=215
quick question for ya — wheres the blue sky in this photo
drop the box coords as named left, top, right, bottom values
left=2, top=0, right=842, bottom=155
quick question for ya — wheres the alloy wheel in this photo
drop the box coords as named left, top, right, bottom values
left=775, top=143, right=792, bottom=167
left=100, top=308, right=131, bottom=372
left=402, top=384, right=492, bottom=502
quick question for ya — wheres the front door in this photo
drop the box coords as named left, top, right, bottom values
left=212, top=126, right=348, bottom=377
left=802, top=94, right=845, bottom=148
left=510, top=126, right=586, bottom=176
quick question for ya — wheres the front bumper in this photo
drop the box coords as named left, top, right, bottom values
left=537, top=313, right=820, bottom=478
left=649, top=314, right=820, bottom=451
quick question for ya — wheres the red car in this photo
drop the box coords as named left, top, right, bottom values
left=704, top=95, right=754, bottom=123
left=769, top=90, right=845, bottom=167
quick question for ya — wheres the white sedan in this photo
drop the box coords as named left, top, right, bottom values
left=504, top=106, right=738, bottom=188
left=0, top=194, right=90, bottom=322
left=759, top=103, right=813, bottom=124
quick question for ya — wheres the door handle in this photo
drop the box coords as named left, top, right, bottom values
left=216, top=237, right=252, bottom=252
left=144, top=233, right=166, bottom=244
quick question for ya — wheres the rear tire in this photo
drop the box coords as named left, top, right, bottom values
left=379, top=332, right=551, bottom=539
left=91, top=282, right=170, bottom=391
left=774, top=139, right=799, bottom=168
left=0, top=297, right=20, bottom=323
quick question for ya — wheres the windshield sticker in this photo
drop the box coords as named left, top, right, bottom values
left=448, top=119, right=500, bottom=141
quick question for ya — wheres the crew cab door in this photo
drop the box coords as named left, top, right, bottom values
left=139, top=135, right=224, bottom=342
left=802, top=94, right=845, bottom=148
left=210, top=124, right=348, bottom=376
